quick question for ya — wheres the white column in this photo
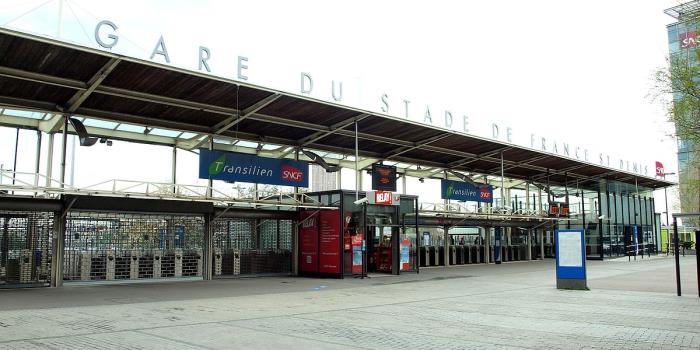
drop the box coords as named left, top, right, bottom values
left=444, top=225, right=450, bottom=267
left=402, top=174, right=407, bottom=194
left=527, top=230, right=532, bottom=260
left=539, top=229, right=545, bottom=260
left=336, top=168, right=342, bottom=190
left=485, top=227, right=491, bottom=264
left=46, top=133, right=54, bottom=187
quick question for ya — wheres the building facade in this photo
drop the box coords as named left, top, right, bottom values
left=666, top=2, right=700, bottom=220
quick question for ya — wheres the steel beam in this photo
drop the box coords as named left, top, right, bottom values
left=449, top=146, right=511, bottom=168
left=382, top=133, right=451, bottom=159
left=0, top=66, right=85, bottom=90
left=65, top=58, right=121, bottom=113
left=214, top=93, right=282, bottom=135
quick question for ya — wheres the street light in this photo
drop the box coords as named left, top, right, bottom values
left=662, top=172, right=676, bottom=256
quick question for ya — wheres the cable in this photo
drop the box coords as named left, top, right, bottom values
left=2, top=0, right=53, bottom=27
left=65, top=0, right=91, bottom=43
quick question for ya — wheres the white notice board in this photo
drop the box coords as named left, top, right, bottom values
left=558, top=231, right=583, bottom=267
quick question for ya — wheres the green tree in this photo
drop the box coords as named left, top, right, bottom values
left=653, top=22, right=700, bottom=220
left=655, top=51, right=700, bottom=144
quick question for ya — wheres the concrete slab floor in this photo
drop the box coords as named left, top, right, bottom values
left=0, top=256, right=698, bottom=349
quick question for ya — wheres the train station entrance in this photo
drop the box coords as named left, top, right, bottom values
left=0, top=27, right=673, bottom=289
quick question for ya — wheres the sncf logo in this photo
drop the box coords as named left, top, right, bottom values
left=479, top=187, right=491, bottom=199
left=282, top=165, right=305, bottom=182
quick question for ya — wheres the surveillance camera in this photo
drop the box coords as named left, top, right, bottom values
left=598, top=215, right=605, bottom=220
left=354, top=197, right=368, bottom=205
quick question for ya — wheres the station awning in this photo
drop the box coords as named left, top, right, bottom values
left=0, top=27, right=673, bottom=190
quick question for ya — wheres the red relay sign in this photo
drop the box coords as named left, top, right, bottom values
left=374, top=191, right=393, bottom=205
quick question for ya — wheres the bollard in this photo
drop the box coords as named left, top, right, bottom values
left=673, top=217, right=681, bottom=296
left=696, top=230, right=700, bottom=298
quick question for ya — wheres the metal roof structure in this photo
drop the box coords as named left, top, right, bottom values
left=0, top=27, right=674, bottom=190
left=665, top=1, right=700, bottom=20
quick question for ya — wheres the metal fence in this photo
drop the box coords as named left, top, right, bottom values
left=0, top=210, right=53, bottom=287
left=63, top=211, right=205, bottom=281
left=212, top=218, right=293, bottom=277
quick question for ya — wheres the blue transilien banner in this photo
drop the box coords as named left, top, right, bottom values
left=199, top=149, right=309, bottom=187
left=441, top=179, right=493, bottom=203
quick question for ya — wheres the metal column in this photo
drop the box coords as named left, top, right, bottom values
left=51, top=209, right=66, bottom=287
left=527, top=229, right=532, bottom=260
left=59, top=116, right=68, bottom=188
left=34, top=130, right=42, bottom=193
left=673, top=216, right=681, bottom=296
left=46, top=133, right=54, bottom=187
left=293, top=150, right=300, bottom=275
left=171, top=146, right=177, bottom=194
left=355, top=120, right=359, bottom=200
left=444, top=225, right=450, bottom=267
left=203, top=214, right=213, bottom=280
left=206, top=136, right=213, bottom=198
left=484, top=227, right=491, bottom=263
left=539, top=229, right=545, bottom=260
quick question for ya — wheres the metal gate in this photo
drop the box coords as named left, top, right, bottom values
left=63, top=211, right=204, bottom=282
left=212, top=218, right=293, bottom=277
left=0, top=210, right=53, bottom=288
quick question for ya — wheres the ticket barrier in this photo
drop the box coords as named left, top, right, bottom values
left=478, top=246, right=485, bottom=263
left=437, top=246, right=445, bottom=266
left=456, top=246, right=464, bottom=265
left=419, top=246, right=428, bottom=267
left=428, top=246, right=437, bottom=266
left=449, top=246, right=456, bottom=265
left=470, top=245, right=479, bottom=264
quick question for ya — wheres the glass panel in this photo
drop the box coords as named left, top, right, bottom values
left=82, top=118, right=119, bottom=129
left=149, top=128, right=182, bottom=138
left=116, top=123, right=146, bottom=133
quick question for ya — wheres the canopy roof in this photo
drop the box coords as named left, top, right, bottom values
left=0, top=27, right=673, bottom=190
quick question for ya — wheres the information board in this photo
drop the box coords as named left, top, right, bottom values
left=555, top=229, right=587, bottom=290
left=299, top=211, right=318, bottom=273
left=319, top=210, right=341, bottom=274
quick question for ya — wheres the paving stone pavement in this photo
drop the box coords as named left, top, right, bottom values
left=0, top=257, right=698, bottom=349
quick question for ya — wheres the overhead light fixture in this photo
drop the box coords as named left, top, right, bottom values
left=301, top=149, right=340, bottom=172
left=68, top=117, right=99, bottom=146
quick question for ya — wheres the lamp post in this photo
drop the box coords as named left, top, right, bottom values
left=662, top=172, right=675, bottom=255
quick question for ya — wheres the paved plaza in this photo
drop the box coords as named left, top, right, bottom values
left=0, top=256, right=698, bottom=349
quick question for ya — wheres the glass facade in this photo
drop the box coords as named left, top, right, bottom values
left=540, top=180, right=657, bottom=259
left=667, top=9, right=700, bottom=217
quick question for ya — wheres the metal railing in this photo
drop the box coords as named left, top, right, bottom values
left=0, top=169, right=335, bottom=210
left=418, top=201, right=549, bottom=220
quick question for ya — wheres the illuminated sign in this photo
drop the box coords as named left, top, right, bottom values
left=367, top=191, right=401, bottom=206
left=371, top=164, right=397, bottom=191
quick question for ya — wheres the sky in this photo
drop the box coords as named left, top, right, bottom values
left=0, top=0, right=684, bottom=214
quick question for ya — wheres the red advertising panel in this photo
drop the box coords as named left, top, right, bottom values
left=351, top=234, right=363, bottom=274
left=299, top=210, right=318, bottom=273
left=319, top=210, right=341, bottom=274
